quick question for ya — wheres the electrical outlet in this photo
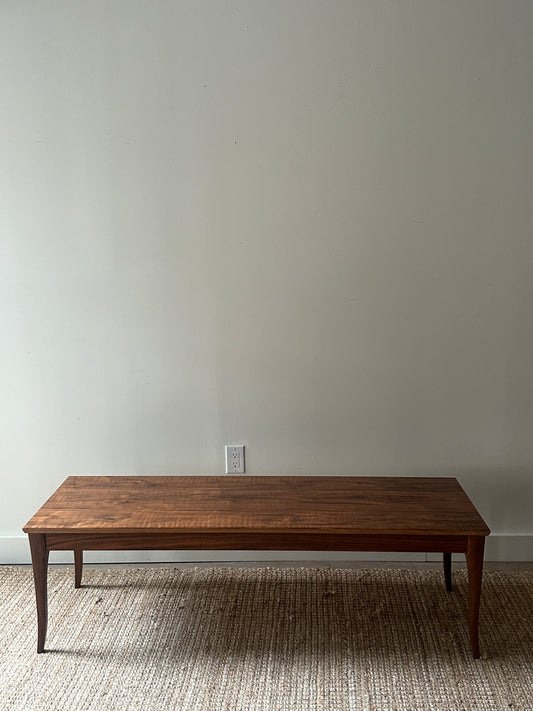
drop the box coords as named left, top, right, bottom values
left=225, top=445, right=245, bottom=473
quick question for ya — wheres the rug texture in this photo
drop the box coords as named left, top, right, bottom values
left=0, top=566, right=531, bottom=711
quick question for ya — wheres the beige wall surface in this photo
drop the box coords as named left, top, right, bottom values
left=1, top=1, right=532, bottom=563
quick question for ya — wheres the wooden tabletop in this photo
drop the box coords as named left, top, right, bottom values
left=23, top=476, right=490, bottom=537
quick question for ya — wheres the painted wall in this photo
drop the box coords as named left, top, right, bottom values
left=1, top=1, right=532, bottom=563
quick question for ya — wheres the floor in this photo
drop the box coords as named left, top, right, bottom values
left=10, top=560, right=533, bottom=571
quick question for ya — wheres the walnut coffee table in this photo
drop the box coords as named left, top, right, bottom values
left=23, top=475, right=490, bottom=657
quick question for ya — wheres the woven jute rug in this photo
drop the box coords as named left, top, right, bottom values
left=0, top=566, right=531, bottom=711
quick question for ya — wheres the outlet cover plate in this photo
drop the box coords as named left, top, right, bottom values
left=225, top=445, right=245, bottom=473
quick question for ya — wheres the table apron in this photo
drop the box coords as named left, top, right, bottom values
left=45, top=532, right=469, bottom=553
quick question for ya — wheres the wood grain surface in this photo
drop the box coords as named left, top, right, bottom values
left=23, top=476, right=490, bottom=537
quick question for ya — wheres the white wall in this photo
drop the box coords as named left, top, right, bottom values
left=1, top=1, right=532, bottom=563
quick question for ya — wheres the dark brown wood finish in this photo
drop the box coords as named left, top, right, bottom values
left=28, top=533, right=49, bottom=654
left=74, top=548, right=83, bottom=589
left=23, top=475, right=490, bottom=656
left=44, top=531, right=469, bottom=552
left=466, top=535, right=486, bottom=659
left=443, top=551, right=453, bottom=592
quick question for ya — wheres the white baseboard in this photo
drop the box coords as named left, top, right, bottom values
left=426, top=534, right=533, bottom=563
left=1, top=534, right=531, bottom=565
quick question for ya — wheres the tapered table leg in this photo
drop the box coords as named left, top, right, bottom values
left=74, top=548, right=83, bottom=588
left=29, top=533, right=49, bottom=654
left=443, top=552, right=452, bottom=592
left=466, top=535, right=485, bottom=659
